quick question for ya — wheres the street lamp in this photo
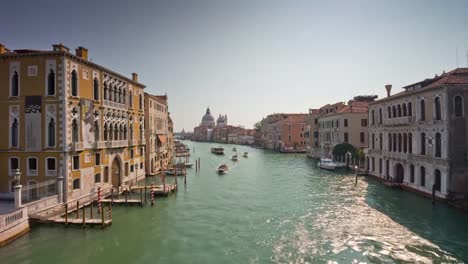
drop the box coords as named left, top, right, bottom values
left=354, top=165, right=359, bottom=185
left=14, top=168, right=21, bottom=185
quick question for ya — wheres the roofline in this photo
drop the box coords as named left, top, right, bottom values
left=0, top=51, right=146, bottom=88
left=369, top=84, right=448, bottom=105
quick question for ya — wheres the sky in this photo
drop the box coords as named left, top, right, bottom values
left=2, top=0, right=468, bottom=131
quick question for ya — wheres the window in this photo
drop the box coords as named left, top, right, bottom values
left=139, top=95, right=143, bottom=109
left=393, top=133, right=397, bottom=152
left=73, top=178, right=80, bottom=190
left=410, top=165, right=414, bottom=183
left=434, top=169, right=441, bottom=191
left=379, top=159, right=382, bottom=174
left=27, top=157, right=38, bottom=176
left=408, top=133, right=412, bottom=153
left=344, top=132, right=348, bottom=143
left=379, top=108, right=382, bottom=124
left=131, top=149, right=134, bottom=158
left=47, top=69, right=55, bottom=95
left=372, top=134, right=375, bottom=149
left=104, top=166, right=109, bottom=182
left=95, top=121, right=100, bottom=142
left=125, top=163, right=129, bottom=176
left=435, top=133, right=441, bottom=157
left=361, top=119, right=367, bottom=127
left=11, top=118, right=18, bottom=147
left=372, top=158, right=375, bottom=172
left=343, top=119, right=348, bottom=127
left=72, top=119, right=78, bottom=143
left=371, top=110, right=375, bottom=125
left=388, top=133, right=392, bottom=152
left=397, top=105, right=402, bottom=117
left=71, top=70, right=78, bottom=96
left=9, top=157, right=19, bottom=175
left=11, top=71, right=19, bottom=97
left=140, top=162, right=143, bottom=169
left=402, top=104, right=407, bottom=116
left=48, top=118, right=55, bottom=147
left=360, top=132, right=365, bottom=143
left=420, top=133, right=426, bottom=155
left=379, top=133, right=383, bottom=150
left=129, top=93, right=133, bottom=107
left=46, top=158, right=56, bottom=176
left=93, top=78, right=99, bottom=100
left=130, top=165, right=134, bottom=172
left=420, top=99, right=426, bottom=121
left=103, top=123, right=108, bottom=141
left=420, top=166, right=426, bottom=186
left=95, top=153, right=101, bottom=165
left=398, top=133, right=402, bottom=152
left=454, top=95, right=463, bottom=117
left=288, top=135, right=291, bottom=142
left=408, top=102, right=412, bottom=116
left=387, top=106, right=391, bottom=119
left=94, top=173, right=101, bottom=183
left=392, top=106, right=396, bottom=118
left=403, top=133, right=407, bottom=153
left=434, top=97, right=441, bottom=120
left=73, top=155, right=80, bottom=170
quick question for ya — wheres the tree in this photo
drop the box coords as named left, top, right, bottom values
left=356, top=149, right=365, bottom=168
left=332, top=143, right=357, bottom=160
left=254, top=121, right=262, bottom=131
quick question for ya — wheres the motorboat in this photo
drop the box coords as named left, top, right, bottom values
left=242, top=152, right=248, bottom=158
left=173, top=162, right=193, bottom=168
left=232, top=154, right=239, bottom=161
left=217, top=164, right=229, bottom=174
left=232, top=147, right=237, bottom=151
left=317, top=158, right=337, bottom=170
left=211, top=146, right=224, bottom=155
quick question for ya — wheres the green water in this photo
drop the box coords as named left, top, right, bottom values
left=1, top=141, right=468, bottom=263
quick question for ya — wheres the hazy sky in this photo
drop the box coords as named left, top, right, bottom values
left=2, top=0, right=468, bottom=131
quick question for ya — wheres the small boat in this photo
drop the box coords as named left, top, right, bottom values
left=232, top=154, right=239, bottom=161
left=232, top=147, right=237, bottom=151
left=317, top=158, right=337, bottom=170
left=242, top=152, right=248, bottom=158
left=173, top=162, right=193, bottom=168
left=211, top=146, right=224, bottom=155
left=218, top=164, right=229, bottom=174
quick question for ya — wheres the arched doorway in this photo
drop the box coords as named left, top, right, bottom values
left=111, top=157, right=121, bottom=187
left=395, top=163, right=404, bottom=183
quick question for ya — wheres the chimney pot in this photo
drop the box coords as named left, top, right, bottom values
left=385, top=84, right=392, bottom=97
left=75, top=46, right=88, bottom=60
left=52, top=43, right=70, bottom=53
left=132, top=73, right=138, bottom=82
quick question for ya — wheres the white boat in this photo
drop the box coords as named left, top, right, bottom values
left=317, top=158, right=337, bottom=170
left=232, top=147, right=237, bottom=151
left=232, top=154, right=239, bottom=161
left=217, top=164, right=229, bottom=174
left=211, top=146, right=224, bottom=155
left=242, top=152, right=248, bottom=158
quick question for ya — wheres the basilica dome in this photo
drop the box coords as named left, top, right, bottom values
left=201, top=107, right=215, bottom=127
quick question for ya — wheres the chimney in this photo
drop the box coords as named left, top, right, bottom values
left=385, top=84, right=392, bottom=97
left=132, top=73, right=138, bottom=82
left=52, top=43, right=70, bottom=53
left=75, top=46, right=88, bottom=60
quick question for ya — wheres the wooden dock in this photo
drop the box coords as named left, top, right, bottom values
left=101, top=199, right=143, bottom=205
left=130, top=184, right=177, bottom=197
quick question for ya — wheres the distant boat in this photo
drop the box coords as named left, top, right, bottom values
left=242, top=152, right=248, bottom=158
left=232, top=154, right=239, bottom=161
left=318, top=158, right=337, bottom=170
left=211, top=146, right=224, bottom=155
left=232, top=147, right=237, bottom=151
left=217, top=164, right=229, bottom=174
left=174, top=162, right=193, bottom=168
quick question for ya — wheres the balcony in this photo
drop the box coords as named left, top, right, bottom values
left=368, top=149, right=382, bottom=156
left=46, top=169, right=57, bottom=177
left=27, top=169, right=38, bottom=176
left=95, top=141, right=107, bottom=149
left=383, top=116, right=416, bottom=127
left=71, top=142, right=84, bottom=152
left=128, top=139, right=138, bottom=146
left=110, top=140, right=128, bottom=148
left=103, top=100, right=127, bottom=110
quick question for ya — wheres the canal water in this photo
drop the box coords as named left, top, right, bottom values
left=1, top=141, right=468, bottom=263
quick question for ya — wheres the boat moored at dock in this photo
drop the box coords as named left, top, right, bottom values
left=318, top=158, right=337, bottom=170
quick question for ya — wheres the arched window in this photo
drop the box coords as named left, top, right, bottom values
left=94, top=121, right=100, bottom=142
left=71, top=70, right=78, bottom=96
left=379, top=133, right=383, bottom=149
left=392, top=106, right=397, bottom=118
left=48, top=69, right=55, bottom=95
left=393, top=133, right=397, bottom=152
left=123, top=89, right=127, bottom=105
left=372, top=133, right=375, bottom=149
left=379, top=108, right=382, bottom=124
left=408, top=133, right=413, bottom=153
left=73, top=178, right=80, bottom=189
left=398, top=133, right=402, bottom=152
left=123, top=125, right=127, bottom=140
left=388, top=133, right=392, bottom=151
left=94, top=173, right=101, bottom=183
left=403, top=133, right=407, bottom=153
left=139, top=95, right=143, bottom=109
left=93, top=78, right=99, bottom=100
left=420, top=132, right=426, bottom=155
left=397, top=104, right=402, bottom=117
left=72, top=119, right=78, bottom=143
left=130, top=124, right=133, bottom=140
left=117, top=88, right=121, bottom=104
left=113, top=86, right=118, bottom=103
left=420, top=99, right=426, bottom=121
left=48, top=118, right=55, bottom=147
left=129, top=93, right=133, bottom=107
left=410, top=165, right=415, bottom=183
left=434, top=97, right=441, bottom=120
left=103, top=123, right=108, bottom=141
left=387, top=106, right=391, bottom=119
left=114, top=124, right=118, bottom=140
left=408, top=102, right=412, bottom=116
left=420, top=166, right=426, bottom=187
left=109, top=87, right=113, bottom=101
left=104, top=82, right=108, bottom=100
left=139, top=124, right=143, bottom=140
left=11, top=71, right=19, bottom=96
left=119, top=124, right=123, bottom=140
left=109, top=124, right=113, bottom=141
left=402, top=103, right=407, bottom=116
left=435, top=133, right=441, bottom=157
left=454, top=95, right=463, bottom=117
left=11, top=118, right=18, bottom=147
left=434, top=169, right=441, bottom=191
left=371, top=110, right=375, bottom=125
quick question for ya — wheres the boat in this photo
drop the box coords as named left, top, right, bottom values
left=173, top=162, right=193, bottom=168
left=317, top=158, right=337, bottom=170
left=211, top=146, right=224, bottom=155
left=164, top=169, right=186, bottom=176
left=217, top=164, right=229, bottom=174
left=232, top=147, right=237, bottom=151
left=232, top=154, right=239, bottom=161
left=242, top=152, right=248, bottom=158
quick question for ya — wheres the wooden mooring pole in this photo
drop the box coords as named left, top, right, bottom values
left=90, top=203, right=93, bottom=219
left=144, top=185, right=147, bottom=204
left=76, top=201, right=80, bottom=219
left=82, top=206, right=86, bottom=226
left=65, top=204, right=68, bottom=225
left=125, top=189, right=128, bottom=206
left=101, top=206, right=105, bottom=229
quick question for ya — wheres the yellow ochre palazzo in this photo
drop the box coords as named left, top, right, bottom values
left=0, top=43, right=146, bottom=202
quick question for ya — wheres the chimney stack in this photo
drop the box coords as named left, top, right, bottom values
left=385, top=84, right=392, bottom=97
left=0, top=43, right=6, bottom=55
left=52, top=43, right=70, bottom=53
left=132, top=73, right=138, bottom=82
left=75, top=46, right=88, bottom=60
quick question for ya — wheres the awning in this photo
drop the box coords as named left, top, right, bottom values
left=157, top=135, right=166, bottom=144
